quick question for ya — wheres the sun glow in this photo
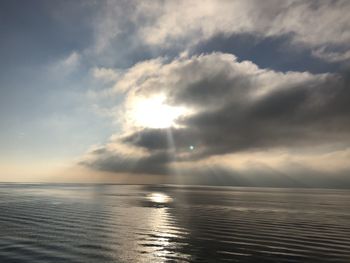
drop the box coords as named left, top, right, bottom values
left=131, top=95, right=186, bottom=128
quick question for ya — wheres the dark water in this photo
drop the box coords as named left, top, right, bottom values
left=0, top=184, right=349, bottom=262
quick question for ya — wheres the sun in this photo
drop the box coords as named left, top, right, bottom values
left=131, top=95, right=186, bottom=129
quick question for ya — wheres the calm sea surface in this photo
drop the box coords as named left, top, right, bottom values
left=0, top=184, right=349, bottom=262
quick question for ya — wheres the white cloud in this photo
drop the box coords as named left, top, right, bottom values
left=92, top=67, right=121, bottom=82
left=312, top=47, right=350, bottom=63
left=51, top=51, right=80, bottom=75
left=62, top=51, right=80, bottom=67
left=92, top=0, right=350, bottom=62
left=139, top=0, right=350, bottom=49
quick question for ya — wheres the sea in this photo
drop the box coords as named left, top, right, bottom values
left=0, top=184, right=349, bottom=262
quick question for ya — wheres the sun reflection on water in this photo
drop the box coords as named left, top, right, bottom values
left=147, top=192, right=173, bottom=204
left=139, top=192, right=190, bottom=262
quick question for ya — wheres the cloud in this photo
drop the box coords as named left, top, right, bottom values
left=81, top=52, right=350, bottom=186
left=62, top=52, right=80, bottom=68
left=75, top=0, right=349, bottom=87
left=312, top=47, right=350, bottom=63
left=137, top=0, right=350, bottom=62
left=92, top=67, right=120, bottom=82
left=77, top=1, right=350, bottom=186
left=51, top=51, right=81, bottom=75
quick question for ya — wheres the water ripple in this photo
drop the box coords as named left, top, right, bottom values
left=0, top=184, right=349, bottom=262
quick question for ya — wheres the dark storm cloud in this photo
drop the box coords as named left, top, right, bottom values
left=125, top=61, right=350, bottom=158
left=180, top=73, right=350, bottom=157
left=82, top=52, right=350, bottom=181
left=121, top=69, right=350, bottom=159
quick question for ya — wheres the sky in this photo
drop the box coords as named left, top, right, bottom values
left=1, top=0, right=350, bottom=187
